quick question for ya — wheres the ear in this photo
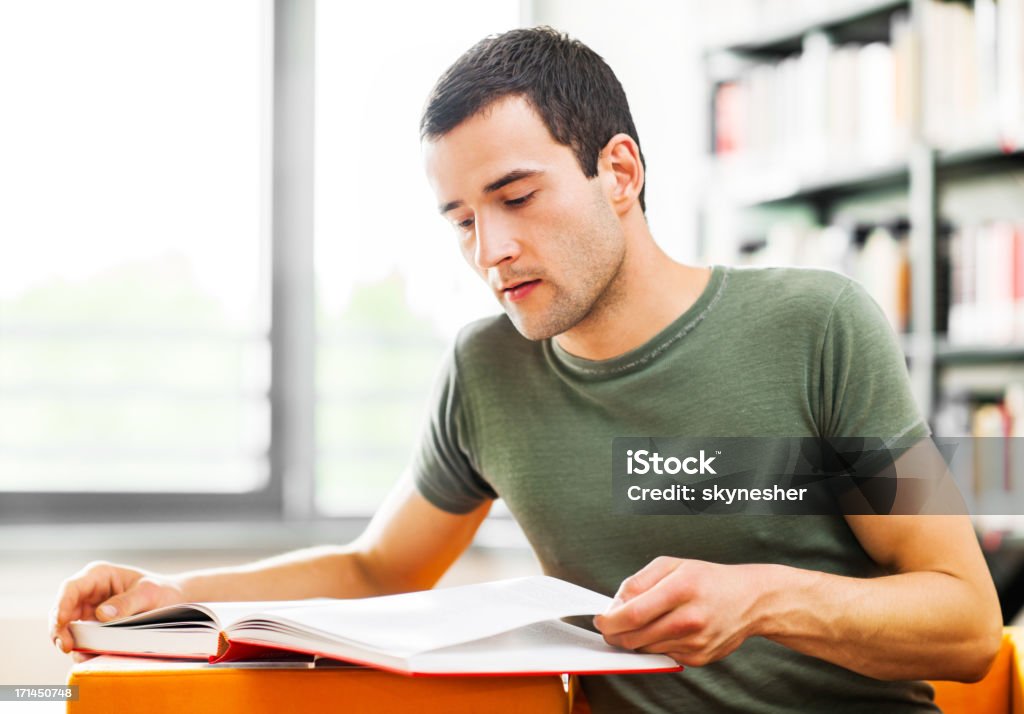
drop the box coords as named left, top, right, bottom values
left=598, top=133, right=644, bottom=216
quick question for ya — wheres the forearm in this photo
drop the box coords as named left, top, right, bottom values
left=754, top=564, right=1001, bottom=682
left=164, top=483, right=489, bottom=605
left=173, top=543, right=390, bottom=602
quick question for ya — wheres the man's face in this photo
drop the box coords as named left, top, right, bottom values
left=423, top=96, right=626, bottom=341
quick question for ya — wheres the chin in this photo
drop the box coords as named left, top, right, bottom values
left=505, top=316, right=550, bottom=342
left=505, top=309, right=578, bottom=342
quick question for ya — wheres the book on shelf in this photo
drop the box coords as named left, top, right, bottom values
left=947, top=221, right=1024, bottom=346
left=998, top=0, right=1024, bottom=146
left=934, top=385, right=1024, bottom=511
left=68, top=576, right=682, bottom=677
left=856, top=224, right=911, bottom=335
left=920, top=0, right=1024, bottom=146
left=709, top=0, right=1024, bottom=174
left=710, top=9, right=912, bottom=176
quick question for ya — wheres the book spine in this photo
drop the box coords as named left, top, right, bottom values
left=947, top=221, right=1024, bottom=346
left=710, top=24, right=905, bottom=170
left=999, top=0, right=1024, bottom=146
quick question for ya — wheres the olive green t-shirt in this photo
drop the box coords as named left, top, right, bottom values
left=412, top=265, right=937, bottom=713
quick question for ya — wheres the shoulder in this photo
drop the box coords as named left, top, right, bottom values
left=722, top=265, right=861, bottom=332
left=726, top=265, right=854, bottom=309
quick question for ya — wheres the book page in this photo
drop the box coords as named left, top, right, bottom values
left=71, top=655, right=317, bottom=672
left=245, top=576, right=613, bottom=657
left=409, top=620, right=679, bottom=675
left=94, top=598, right=336, bottom=630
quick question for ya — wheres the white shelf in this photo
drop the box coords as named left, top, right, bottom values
left=704, top=0, right=909, bottom=56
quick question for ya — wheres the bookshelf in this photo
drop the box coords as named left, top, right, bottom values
left=704, top=0, right=911, bottom=56
left=699, top=0, right=1024, bottom=440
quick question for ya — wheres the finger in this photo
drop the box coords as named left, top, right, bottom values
left=611, top=556, right=680, bottom=605
left=95, top=578, right=162, bottom=622
left=51, top=580, right=89, bottom=650
left=595, top=569, right=692, bottom=637
left=604, top=606, right=705, bottom=652
left=52, top=579, right=82, bottom=637
left=56, top=563, right=111, bottom=624
left=52, top=566, right=109, bottom=649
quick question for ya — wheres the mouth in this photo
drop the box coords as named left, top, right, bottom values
left=501, top=279, right=541, bottom=303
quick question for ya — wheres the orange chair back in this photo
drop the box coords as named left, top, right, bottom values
left=931, top=630, right=1016, bottom=714
left=571, top=629, right=1023, bottom=714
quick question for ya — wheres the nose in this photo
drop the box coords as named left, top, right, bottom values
left=472, top=213, right=520, bottom=271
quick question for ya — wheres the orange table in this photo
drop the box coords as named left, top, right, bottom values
left=66, top=655, right=571, bottom=714
left=82, top=634, right=1024, bottom=714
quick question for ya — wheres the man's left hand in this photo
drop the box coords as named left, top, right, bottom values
left=593, top=556, right=768, bottom=667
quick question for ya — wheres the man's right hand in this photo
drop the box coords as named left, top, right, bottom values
left=49, top=561, right=187, bottom=658
left=47, top=477, right=492, bottom=661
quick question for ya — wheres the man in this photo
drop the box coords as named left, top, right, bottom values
left=51, top=27, right=999, bottom=712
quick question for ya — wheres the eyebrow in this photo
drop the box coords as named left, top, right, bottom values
left=438, top=169, right=545, bottom=215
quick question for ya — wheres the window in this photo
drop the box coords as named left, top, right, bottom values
left=0, top=0, right=520, bottom=523
left=314, top=1, right=520, bottom=514
left=0, top=0, right=271, bottom=520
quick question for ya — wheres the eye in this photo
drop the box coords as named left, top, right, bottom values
left=455, top=216, right=474, bottom=230
left=505, top=191, right=536, bottom=207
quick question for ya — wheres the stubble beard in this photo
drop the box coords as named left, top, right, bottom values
left=506, top=206, right=627, bottom=342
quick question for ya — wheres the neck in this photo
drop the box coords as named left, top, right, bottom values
left=554, top=221, right=711, bottom=362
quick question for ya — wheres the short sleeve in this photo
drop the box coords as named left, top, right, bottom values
left=819, top=279, right=930, bottom=441
left=410, top=345, right=498, bottom=514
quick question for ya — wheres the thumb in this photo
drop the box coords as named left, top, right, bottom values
left=611, top=556, right=681, bottom=608
left=94, top=584, right=157, bottom=622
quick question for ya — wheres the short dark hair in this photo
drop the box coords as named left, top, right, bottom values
left=420, top=26, right=646, bottom=212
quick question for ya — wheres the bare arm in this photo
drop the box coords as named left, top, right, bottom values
left=595, top=514, right=1001, bottom=682
left=50, top=474, right=491, bottom=653
left=759, top=514, right=1001, bottom=681
left=177, top=475, right=491, bottom=600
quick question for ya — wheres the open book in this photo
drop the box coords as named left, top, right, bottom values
left=69, top=576, right=682, bottom=677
